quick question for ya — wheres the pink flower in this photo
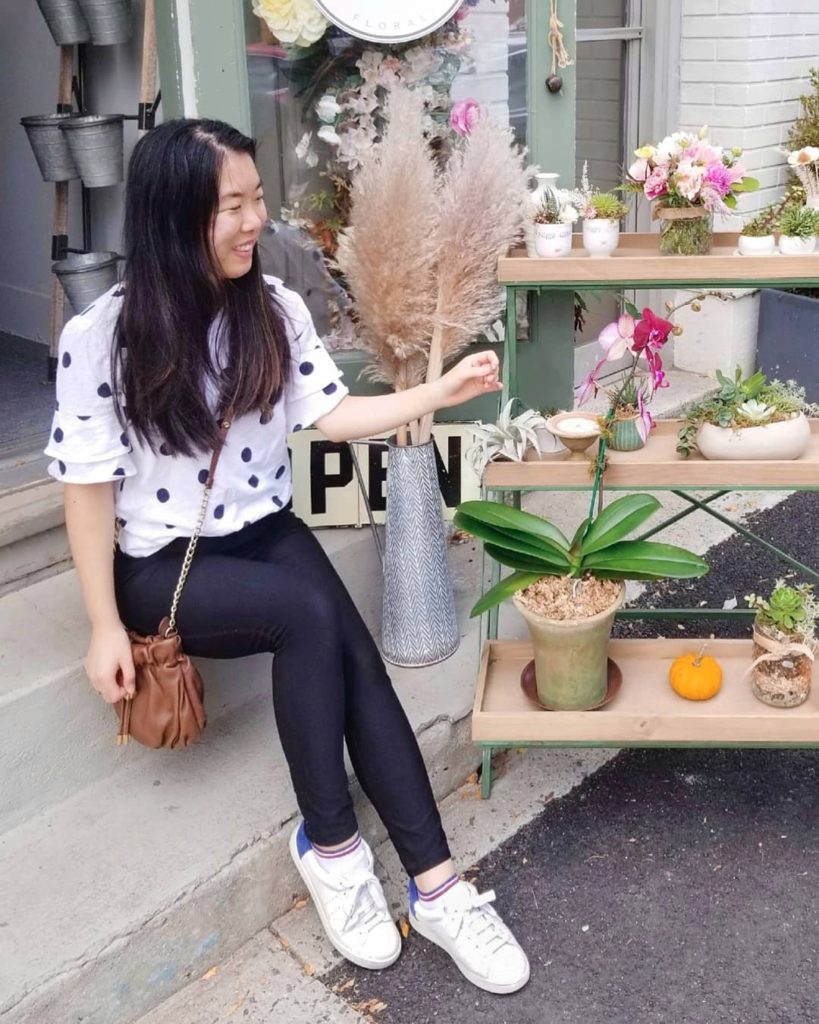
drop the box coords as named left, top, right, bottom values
left=576, top=358, right=606, bottom=405
left=633, top=308, right=673, bottom=353
left=598, top=313, right=636, bottom=361
left=645, top=348, right=668, bottom=392
left=449, top=99, right=481, bottom=137
left=643, top=167, right=669, bottom=200
left=628, top=157, right=650, bottom=183
left=703, top=162, right=734, bottom=197
left=636, top=390, right=655, bottom=443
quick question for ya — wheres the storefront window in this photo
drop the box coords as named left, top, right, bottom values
left=246, top=0, right=527, bottom=350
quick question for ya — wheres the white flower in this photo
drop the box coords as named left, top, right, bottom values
left=336, top=126, right=376, bottom=170
left=315, top=94, right=342, bottom=123
left=251, top=0, right=329, bottom=49
left=788, top=146, right=819, bottom=167
left=356, top=50, right=384, bottom=84
left=317, top=125, right=342, bottom=147
left=558, top=205, right=579, bottom=224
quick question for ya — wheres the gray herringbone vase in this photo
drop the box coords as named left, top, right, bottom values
left=381, top=438, right=459, bottom=667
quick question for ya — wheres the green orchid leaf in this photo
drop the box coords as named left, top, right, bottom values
left=581, top=540, right=709, bottom=579
left=624, top=300, right=641, bottom=318
left=581, top=494, right=661, bottom=555
left=484, top=543, right=570, bottom=575
left=570, top=516, right=592, bottom=554
left=470, top=572, right=544, bottom=618
left=456, top=501, right=570, bottom=552
left=454, top=511, right=564, bottom=562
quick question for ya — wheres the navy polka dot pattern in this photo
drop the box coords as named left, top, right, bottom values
left=293, top=424, right=303, bottom=432
left=275, top=465, right=286, bottom=479
left=214, top=504, right=225, bottom=519
left=77, top=415, right=91, bottom=421
left=241, top=447, right=252, bottom=462
left=160, top=442, right=171, bottom=456
left=299, top=361, right=314, bottom=376
left=165, top=524, right=175, bottom=529
left=120, top=432, right=129, bottom=448
left=248, top=475, right=259, bottom=488
left=117, top=517, right=127, bottom=527
left=112, top=289, right=125, bottom=298
left=157, top=488, right=170, bottom=503
left=198, top=469, right=209, bottom=484
left=97, top=383, right=112, bottom=398
left=58, top=461, right=66, bottom=475
left=62, top=352, right=71, bottom=368
left=53, top=427, right=64, bottom=443
left=113, top=467, right=126, bottom=477
left=323, top=382, right=338, bottom=396
left=273, top=495, right=283, bottom=507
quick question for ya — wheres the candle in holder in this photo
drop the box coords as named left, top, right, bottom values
left=556, top=416, right=600, bottom=437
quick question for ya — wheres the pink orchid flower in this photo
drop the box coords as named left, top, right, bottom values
left=633, top=308, right=673, bottom=353
left=636, top=390, right=655, bottom=443
left=576, top=358, right=607, bottom=405
left=598, top=313, right=636, bottom=361
left=645, top=348, right=669, bottom=392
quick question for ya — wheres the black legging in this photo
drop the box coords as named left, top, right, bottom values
left=114, top=509, right=451, bottom=877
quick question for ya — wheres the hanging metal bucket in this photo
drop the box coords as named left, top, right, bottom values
left=76, top=0, right=132, bottom=45
left=52, top=252, right=120, bottom=314
left=35, top=0, right=90, bottom=45
left=20, top=114, right=80, bottom=182
left=60, top=115, right=125, bottom=188
left=381, top=438, right=459, bottom=667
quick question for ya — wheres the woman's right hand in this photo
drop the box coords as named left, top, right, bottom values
left=85, top=623, right=136, bottom=704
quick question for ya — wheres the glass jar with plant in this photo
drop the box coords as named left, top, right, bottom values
left=676, top=367, right=819, bottom=460
left=532, top=191, right=579, bottom=259
left=744, top=582, right=818, bottom=707
left=737, top=203, right=782, bottom=256
left=582, top=192, right=630, bottom=258
left=576, top=305, right=675, bottom=451
left=778, top=205, right=819, bottom=255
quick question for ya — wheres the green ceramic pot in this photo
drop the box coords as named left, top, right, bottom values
left=609, top=415, right=645, bottom=452
left=513, top=584, right=624, bottom=710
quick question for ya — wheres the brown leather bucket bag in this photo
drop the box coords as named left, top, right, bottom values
left=113, top=415, right=231, bottom=749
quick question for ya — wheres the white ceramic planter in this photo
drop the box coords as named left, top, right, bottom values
left=737, top=233, right=776, bottom=256
left=779, top=234, right=816, bottom=256
left=582, top=218, right=620, bottom=258
left=696, top=413, right=811, bottom=461
left=534, top=222, right=573, bottom=258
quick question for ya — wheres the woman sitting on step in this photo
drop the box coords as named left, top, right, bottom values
left=46, top=118, right=529, bottom=995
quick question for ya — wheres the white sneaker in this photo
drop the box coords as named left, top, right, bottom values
left=289, top=822, right=401, bottom=970
left=409, top=878, right=530, bottom=994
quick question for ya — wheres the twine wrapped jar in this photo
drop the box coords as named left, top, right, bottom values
left=654, top=205, right=713, bottom=257
left=749, top=624, right=815, bottom=708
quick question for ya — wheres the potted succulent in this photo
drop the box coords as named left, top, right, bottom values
left=778, top=205, right=819, bottom=255
left=576, top=305, right=675, bottom=451
left=455, top=494, right=708, bottom=710
left=532, top=190, right=579, bottom=258
left=677, top=367, right=818, bottom=460
left=737, top=206, right=779, bottom=256
left=582, top=192, right=629, bottom=258
left=467, top=400, right=551, bottom=474
left=744, top=582, right=818, bottom=708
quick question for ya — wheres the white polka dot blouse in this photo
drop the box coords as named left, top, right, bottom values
left=45, top=276, right=348, bottom=557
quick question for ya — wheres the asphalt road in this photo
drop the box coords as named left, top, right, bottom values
left=322, top=491, right=819, bottom=1024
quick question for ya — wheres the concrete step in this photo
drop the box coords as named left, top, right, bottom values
left=0, top=476, right=69, bottom=597
left=0, top=528, right=484, bottom=1024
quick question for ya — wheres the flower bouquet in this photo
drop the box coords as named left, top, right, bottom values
left=624, top=126, right=759, bottom=256
left=576, top=306, right=674, bottom=450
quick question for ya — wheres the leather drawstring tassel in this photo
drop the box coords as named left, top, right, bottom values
left=117, top=694, right=133, bottom=745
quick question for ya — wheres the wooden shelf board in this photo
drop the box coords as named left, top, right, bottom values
left=483, top=419, right=819, bottom=490
left=498, top=233, right=819, bottom=286
left=473, top=638, right=819, bottom=745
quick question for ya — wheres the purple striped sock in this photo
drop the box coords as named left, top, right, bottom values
left=418, top=873, right=459, bottom=903
left=314, top=833, right=362, bottom=862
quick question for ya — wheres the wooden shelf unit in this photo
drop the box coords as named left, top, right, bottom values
left=473, top=244, right=819, bottom=796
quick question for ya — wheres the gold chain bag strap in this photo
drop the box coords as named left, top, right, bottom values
left=114, top=413, right=232, bottom=748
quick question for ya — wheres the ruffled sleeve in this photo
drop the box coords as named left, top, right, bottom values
left=44, top=313, right=136, bottom=484
left=277, top=286, right=348, bottom=434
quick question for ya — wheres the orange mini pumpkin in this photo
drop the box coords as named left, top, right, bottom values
left=669, top=650, right=723, bottom=701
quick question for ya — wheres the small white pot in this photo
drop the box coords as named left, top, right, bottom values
left=737, top=233, right=776, bottom=256
left=779, top=234, right=816, bottom=256
left=582, top=218, right=620, bottom=258
left=696, top=413, right=811, bottom=461
left=534, top=222, right=573, bottom=258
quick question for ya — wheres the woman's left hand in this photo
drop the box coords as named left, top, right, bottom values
left=435, top=350, right=503, bottom=409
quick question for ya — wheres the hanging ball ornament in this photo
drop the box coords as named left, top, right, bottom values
left=546, top=74, right=564, bottom=93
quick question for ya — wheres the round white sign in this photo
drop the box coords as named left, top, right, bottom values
left=312, top=0, right=464, bottom=44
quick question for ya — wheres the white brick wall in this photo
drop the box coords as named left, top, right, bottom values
left=679, top=0, right=819, bottom=219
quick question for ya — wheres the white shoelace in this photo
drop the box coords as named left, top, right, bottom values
left=451, top=888, right=510, bottom=955
left=340, top=874, right=390, bottom=935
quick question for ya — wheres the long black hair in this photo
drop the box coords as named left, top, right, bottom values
left=113, top=118, right=290, bottom=456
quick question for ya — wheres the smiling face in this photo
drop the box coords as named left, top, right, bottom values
left=211, top=150, right=267, bottom=279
